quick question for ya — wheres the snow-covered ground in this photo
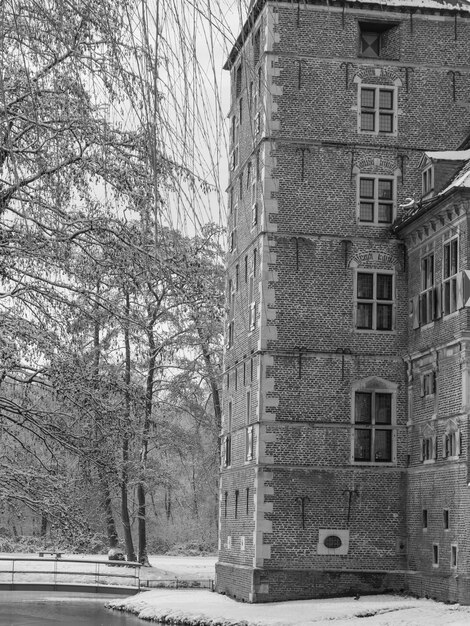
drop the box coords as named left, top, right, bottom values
left=108, top=556, right=470, bottom=625
left=107, top=589, right=470, bottom=625
left=4, top=554, right=470, bottom=624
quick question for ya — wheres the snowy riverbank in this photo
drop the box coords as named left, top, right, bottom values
left=107, top=589, right=470, bottom=625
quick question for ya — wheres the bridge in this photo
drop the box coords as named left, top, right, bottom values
left=0, top=555, right=141, bottom=595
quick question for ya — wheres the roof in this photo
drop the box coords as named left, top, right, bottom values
left=423, top=149, right=470, bottom=161
left=395, top=151, right=470, bottom=231
left=348, top=0, right=470, bottom=9
left=228, top=0, right=470, bottom=70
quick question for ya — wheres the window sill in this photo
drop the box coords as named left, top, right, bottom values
left=351, top=461, right=396, bottom=467
left=423, top=459, right=435, bottom=465
left=419, top=322, right=435, bottom=330
left=358, top=221, right=394, bottom=227
left=358, top=130, right=397, bottom=138
left=443, top=311, right=459, bottom=320
left=356, top=328, right=396, bottom=334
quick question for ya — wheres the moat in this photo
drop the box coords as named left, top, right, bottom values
left=0, top=592, right=145, bottom=625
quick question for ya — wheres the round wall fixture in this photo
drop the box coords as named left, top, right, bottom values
left=324, top=535, right=342, bottom=549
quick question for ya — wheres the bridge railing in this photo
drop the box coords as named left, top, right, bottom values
left=0, top=555, right=141, bottom=591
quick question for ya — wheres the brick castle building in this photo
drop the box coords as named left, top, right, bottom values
left=217, top=0, right=470, bottom=604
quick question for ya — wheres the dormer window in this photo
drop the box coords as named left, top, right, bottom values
left=361, top=30, right=380, bottom=57
left=359, top=22, right=399, bottom=59
left=422, top=166, right=434, bottom=197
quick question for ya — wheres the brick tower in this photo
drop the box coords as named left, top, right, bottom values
left=217, top=0, right=470, bottom=603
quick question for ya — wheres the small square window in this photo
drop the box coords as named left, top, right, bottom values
left=361, top=31, right=380, bottom=57
left=359, top=21, right=399, bottom=60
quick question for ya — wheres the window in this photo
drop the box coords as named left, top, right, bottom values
left=244, top=255, right=248, bottom=282
left=356, top=271, right=394, bottom=331
left=420, top=424, right=436, bottom=463
left=360, top=86, right=395, bottom=134
left=227, top=320, right=234, bottom=348
left=443, top=419, right=460, bottom=459
left=443, top=509, right=449, bottom=530
left=252, top=202, right=258, bottom=226
left=359, top=22, right=399, bottom=59
left=433, top=543, right=439, bottom=567
left=246, top=487, right=250, bottom=514
left=235, top=366, right=238, bottom=391
left=451, top=544, right=458, bottom=568
left=253, top=28, right=260, bottom=65
left=230, top=115, right=239, bottom=169
left=359, top=176, right=394, bottom=224
left=253, top=249, right=258, bottom=275
left=235, top=265, right=239, bottom=291
left=235, top=490, right=239, bottom=518
left=353, top=390, right=393, bottom=462
left=246, top=389, right=251, bottom=423
left=246, top=425, right=254, bottom=461
left=420, top=253, right=435, bottom=325
left=421, top=371, right=436, bottom=397
left=235, top=64, right=242, bottom=98
left=249, top=274, right=256, bottom=331
left=422, top=509, right=428, bottom=530
left=443, top=237, right=458, bottom=315
left=250, top=355, right=254, bottom=382
left=224, top=492, right=228, bottom=517
left=222, top=403, right=232, bottom=467
left=229, top=229, right=236, bottom=253
left=422, top=166, right=434, bottom=197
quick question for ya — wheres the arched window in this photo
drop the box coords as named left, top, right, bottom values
left=420, top=423, right=437, bottom=463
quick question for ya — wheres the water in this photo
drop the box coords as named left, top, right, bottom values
left=0, top=592, right=146, bottom=625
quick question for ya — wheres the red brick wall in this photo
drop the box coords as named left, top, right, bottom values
left=219, top=0, right=470, bottom=604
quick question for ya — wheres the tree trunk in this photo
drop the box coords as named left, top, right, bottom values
left=164, top=486, right=172, bottom=521
left=103, top=477, right=119, bottom=548
left=122, top=291, right=136, bottom=561
left=196, top=326, right=221, bottom=430
left=137, top=319, right=156, bottom=566
left=93, top=300, right=120, bottom=550
left=40, top=512, right=48, bottom=537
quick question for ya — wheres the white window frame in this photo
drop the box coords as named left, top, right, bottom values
left=443, top=236, right=459, bottom=316
left=420, top=424, right=436, bottom=464
left=355, top=270, right=395, bottom=332
left=420, top=370, right=436, bottom=397
left=246, top=425, right=254, bottom=461
left=420, top=252, right=436, bottom=325
left=422, top=165, right=434, bottom=197
left=248, top=267, right=256, bottom=331
left=442, top=419, right=460, bottom=460
left=351, top=378, right=397, bottom=465
left=357, top=175, right=396, bottom=224
left=358, top=85, right=397, bottom=135
left=230, top=115, right=239, bottom=170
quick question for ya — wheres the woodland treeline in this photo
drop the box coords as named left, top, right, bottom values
left=0, top=0, right=228, bottom=562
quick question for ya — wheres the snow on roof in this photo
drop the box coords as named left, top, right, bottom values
left=424, top=149, right=470, bottom=161
left=439, top=155, right=470, bottom=194
left=349, top=0, right=470, bottom=10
